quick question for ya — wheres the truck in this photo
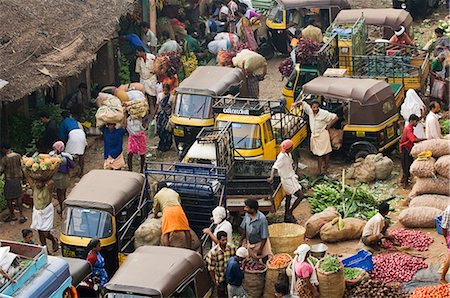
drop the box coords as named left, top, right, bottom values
left=0, top=241, right=78, bottom=298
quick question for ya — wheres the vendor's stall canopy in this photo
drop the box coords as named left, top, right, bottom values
left=0, top=0, right=134, bottom=102
left=175, top=66, right=244, bottom=96
left=275, top=0, right=350, bottom=10
left=105, top=246, right=205, bottom=296
left=334, top=8, right=413, bottom=29
left=302, top=76, right=397, bottom=125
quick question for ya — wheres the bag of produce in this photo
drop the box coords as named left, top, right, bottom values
left=124, top=98, right=149, bottom=119
left=96, top=92, right=120, bottom=107
left=161, top=229, right=200, bottom=250
left=316, top=256, right=345, bottom=298
left=409, top=176, right=450, bottom=197
left=305, top=207, right=340, bottom=239
left=398, top=207, right=442, bottom=228
left=23, top=154, right=62, bottom=181
left=374, top=155, right=394, bottom=180
left=264, top=254, right=292, bottom=298
left=95, top=103, right=124, bottom=127
left=410, top=157, right=436, bottom=178
left=232, top=49, right=267, bottom=75
left=134, top=217, right=162, bottom=248
left=435, top=155, right=450, bottom=178
left=319, top=217, right=366, bottom=243
left=352, top=158, right=376, bottom=183
left=127, top=90, right=146, bottom=101
left=409, top=194, right=450, bottom=211
left=329, top=128, right=344, bottom=150
left=411, top=139, right=450, bottom=158
left=242, top=260, right=267, bottom=298
left=118, top=83, right=145, bottom=94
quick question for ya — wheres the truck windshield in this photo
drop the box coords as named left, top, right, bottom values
left=217, top=121, right=261, bottom=149
left=64, top=207, right=113, bottom=238
left=268, top=5, right=283, bottom=24
left=175, top=93, right=212, bottom=119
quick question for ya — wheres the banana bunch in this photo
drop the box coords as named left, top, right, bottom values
left=182, top=53, right=198, bottom=77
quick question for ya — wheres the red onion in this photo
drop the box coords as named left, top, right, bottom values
left=370, top=253, right=427, bottom=283
left=382, top=229, right=433, bottom=251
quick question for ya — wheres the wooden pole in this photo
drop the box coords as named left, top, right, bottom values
left=150, top=0, right=157, bottom=35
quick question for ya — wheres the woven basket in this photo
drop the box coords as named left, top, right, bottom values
left=243, top=262, right=267, bottom=298
left=268, top=223, right=305, bottom=255
left=264, top=253, right=292, bottom=298
left=25, top=167, right=58, bottom=182
left=316, top=260, right=345, bottom=298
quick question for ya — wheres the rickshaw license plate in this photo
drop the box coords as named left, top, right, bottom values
left=173, top=128, right=184, bottom=137
left=63, top=248, right=76, bottom=257
left=387, top=126, right=395, bottom=139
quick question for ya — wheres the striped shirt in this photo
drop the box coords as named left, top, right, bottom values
left=0, top=152, right=23, bottom=180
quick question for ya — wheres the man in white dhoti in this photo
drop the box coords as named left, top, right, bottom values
left=135, top=46, right=157, bottom=119
left=299, top=100, right=338, bottom=175
left=267, top=139, right=304, bottom=222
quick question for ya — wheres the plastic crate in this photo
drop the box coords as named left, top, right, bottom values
left=436, top=215, right=443, bottom=235
left=342, top=249, right=373, bottom=272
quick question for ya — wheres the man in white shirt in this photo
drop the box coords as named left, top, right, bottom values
left=439, top=205, right=450, bottom=283
left=267, top=139, right=304, bottom=223
left=425, top=101, right=442, bottom=140
left=361, top=202, right=392, bottom=249
left=135, top=46, right=157, bottom=118
left=141, top=22, right=158, bottom=54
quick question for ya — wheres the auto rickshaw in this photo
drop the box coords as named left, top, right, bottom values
left=60, top=170, right=149, bottom=277
left=333, top=8, right=413, bottom=39
left=393, top=0, right=439, bottom=19
left=265, top=0, right=350, bottom=55
left=171, top=66, right=244, bottom=158
left=300, top=77, right=400, bottom=159
left=104, top=246, right=213, bottom=298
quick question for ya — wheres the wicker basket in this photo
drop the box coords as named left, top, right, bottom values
left=268, top=223, right=305, bottom=255
left=24, top=167, right=58, bottom=182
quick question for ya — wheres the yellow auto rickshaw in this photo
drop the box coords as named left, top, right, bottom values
left=171, top=66, right=244, bottom=158
left=60, top=170, right=149, bottom=277
left=300, top=77, right=401, bottom=159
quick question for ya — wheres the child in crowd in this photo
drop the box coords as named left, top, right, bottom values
left=21, top=228, right=35, bottom=244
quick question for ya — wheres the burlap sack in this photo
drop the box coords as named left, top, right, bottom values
left=319, top=218, right=367, bottom=243
left=398, top=207, right=442, bottom=228
left=163, top=229, right=201, bottom=250
left=410, top=157, right=436, bottom=178
left=232, top=49, right=267, bottom=75
left=305, top=207, right=340, bottom=239
left=95, top=104, right=124, bottom=127
left=96, top=92, right=121, bottom=107
left=375, top=156, right=394, bottom=180
left=118, top=83, right=145, bottom=94
left=409, top=194, right=450, bottom=211
left=411, top=139, right=450, bottom=158
left=329, top=128, right=344, bottom=150
left=353, top=160, right=376, bottom=182
left=435, top=155, right=450, bottom=178
left=134, top=217, right=162, bottom=248
left=409, top=176, right=450, bottom=197
left=316, top=260, right=345, bottom=298
left=243, top=263, right=267, bottom=298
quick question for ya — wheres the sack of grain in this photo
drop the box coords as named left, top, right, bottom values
left=114, top=89, right=130, bottom=103
left=163, top=229, right=201, bottom=250
left=435, top=155, right=450, bottom=178
left=329, top=128, right=344, bottom=150
left=127, top=90, right=146, bottom=101
left=399, top=206, right=442, bottom=228
left=316, top=260, right=345, bottom=298
left=319, top=218, right=367, bottom=243
left=411, top=139, right=450, bottom=158
left=409, top=194, right=450, bottom=211
left=353, top=158, right=376, bottom=183
left=232, top=49, right=267, bottom=75
left=305, top=207, right=340, bottom=239
left=243, top=261, right=267, bottom=298
left=409, top=176, right=450, bottom=197
left=410, top=157, right=436, bottom=178
left=134, top=217, right=162, bottom=248
left=96, top=92, right=122, bottom=107
left=95, top=104, right=124, bottom=127
left=375, top=155, right=394, bottom=180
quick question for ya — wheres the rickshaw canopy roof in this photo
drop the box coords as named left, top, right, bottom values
left=334, top=8, right=412, bottom=29
left=303, top=77, right=393, bottom=104
left=105, top=246, right=205, bottom=296
left=175, top=66, right=244, bottom=96
left=276, top=0, right=350, bottom=10
left=64, top=170, right=144, bottom=213
left=62, top=257, right=91, bottom=287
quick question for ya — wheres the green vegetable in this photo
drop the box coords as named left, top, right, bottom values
left=344, top=268, right=363, bottom=280
left=308, top=256, right=318, bottom=266
left=440, top=119, right=450, bottom=135
left=319, top=256, right=341, bottom=273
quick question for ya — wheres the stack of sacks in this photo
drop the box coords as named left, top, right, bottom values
left=398, top=139, right=450, bottom=228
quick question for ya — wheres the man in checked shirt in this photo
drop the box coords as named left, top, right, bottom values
left=440, top=205, right=450, bottom=284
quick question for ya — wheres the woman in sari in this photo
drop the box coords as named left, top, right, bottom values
left=236, top=7, right=258, bottom=50
left=290, top=244, right=319, bottom=297
left=86, top=238, right=108, bottom=289
left=156, top=84, right=174, bottom=152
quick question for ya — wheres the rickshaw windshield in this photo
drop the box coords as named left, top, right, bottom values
left=217, top=121, right=262, bottom=149
left=64, top=207, right=113, bottom=238
left=268, top=5, right=284, bottom=24
left=175, top=93, right=212, bottom=119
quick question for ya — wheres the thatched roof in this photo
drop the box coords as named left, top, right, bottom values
left=0, top=0, right=134, bottom=102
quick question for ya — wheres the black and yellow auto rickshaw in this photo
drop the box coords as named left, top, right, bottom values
left=171, top=66, right=244, bottom=158
left=60, top=170, right=149, bottom=277
left=265, top=0, right=350, bottom=55
left=300, top=76, right=400, bottom=159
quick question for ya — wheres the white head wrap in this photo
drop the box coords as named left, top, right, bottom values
left=290, top=244, right=319, bottom=294
left=236, top=247, right=249, bottom=258
left=395, top=26, right=405, bottom=36
left=212, top=206, right=227, bottom=224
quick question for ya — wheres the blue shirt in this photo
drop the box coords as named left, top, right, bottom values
left=101, top=127, right=125, bottom=159
left=59, top=117, right=80, bottom=141
left=240, top=210, right=269, bottom=244
left=226, top=256, right=244, bottom=286
left=126, top=34, right=150, bottom=52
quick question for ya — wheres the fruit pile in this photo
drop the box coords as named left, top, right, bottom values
left=23, top=154, right=61, bottom=172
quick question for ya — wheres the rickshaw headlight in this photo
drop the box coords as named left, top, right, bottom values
left=401, top=3, right=407, bottom=9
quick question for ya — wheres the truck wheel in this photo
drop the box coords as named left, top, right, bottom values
left=355, top=150, right=369, bottom=160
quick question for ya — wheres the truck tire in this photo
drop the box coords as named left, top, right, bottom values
left=355, top=150, right=370, bottom=160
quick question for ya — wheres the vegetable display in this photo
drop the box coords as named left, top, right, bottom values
left=267, top=253, right=292, bottom=269
left=410, top=283, right=450, bottom=298
left=318, top=255, right=341, bottom=273
left=381, top=229, right=433, bottom=251
left=437, top=20, right=450, bottom=39
left=345, top=279, right=407, bottom=298
left=243, top=259, right=266, bottom=272
left=344, top=268, right=363, bottom=281
left=440, top=118, right=450, bottom=135
left=308, top=179, right=379, bottom=219
left=278, top=38, right=320, bottom=77
left=370, top=253, right=427, bottom=283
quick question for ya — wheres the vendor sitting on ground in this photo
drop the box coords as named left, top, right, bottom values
left=361, top=202, right=394, bottom=249
left=153, top=182, right=191, bottom=249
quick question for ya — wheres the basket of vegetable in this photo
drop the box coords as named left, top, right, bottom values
left=345, top=279, right=407, bottom=298
left=23, top=154, right=61, bottom=181
left=344, top=267, right=367, bottom=287
left=242, top=259, right=267, bottom=298
left=316, top=255, right=345, bottom=298
left=264, top=253, right=293, bottom=298
left=268, top=223, right=305, bottom=255
left=410, top=283, right=450, bottom=298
